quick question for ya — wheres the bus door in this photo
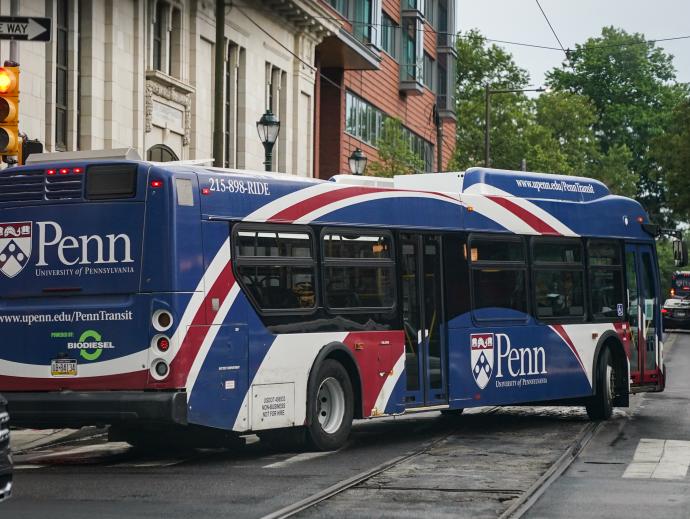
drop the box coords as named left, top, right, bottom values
left=400, top=233, right=447, bottom=407
left=625, top=243, right=663, bottom=387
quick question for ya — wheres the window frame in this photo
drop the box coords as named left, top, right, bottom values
left=232, top=223, right=318, bottom=316
left=320, top=227, right=397, bottom=314
left=468, top=233, right=529, bottom=323
left=530, top=237, right=587, bottom=323
left=587, top=239, right=625, bottom=323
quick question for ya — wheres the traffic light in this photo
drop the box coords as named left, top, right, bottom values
left=0, top=66, right=20, bottom=156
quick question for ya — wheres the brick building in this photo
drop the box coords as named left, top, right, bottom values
left=315, top=0, right=457, bottom=179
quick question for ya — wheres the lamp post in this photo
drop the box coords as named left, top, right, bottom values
left=348, top=147, right=368, bottom=175
left=484, top=85, right=546, bottom=167
left=256, top=110, right=280, bottom=171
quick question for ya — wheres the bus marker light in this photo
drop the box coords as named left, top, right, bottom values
left=636, top=216, right=644, bottom=223
left=150, top=180, right=163, bottom=188
left=46, top=169, right=56, bottom=175
left=354, top=342, right=364, bottom=350
left=59, top=168, right=69, bottom=175
left=73, top=167, right=82, bottom=174
left=202, top=187, right=210, bottom=195
left=467, top=206, right=474, bottom=212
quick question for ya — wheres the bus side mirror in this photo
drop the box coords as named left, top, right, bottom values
left=673, top=239, right=688, bottom=267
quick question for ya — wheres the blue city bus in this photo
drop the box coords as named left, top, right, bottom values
left=0, top=152, right=673, bottom=450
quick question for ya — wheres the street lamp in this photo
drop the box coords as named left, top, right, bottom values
left=348, top=147, right=368, bottom=175
left=256, top=110, right=280, bottom=171
left=484, top=85, right=546, bottom=167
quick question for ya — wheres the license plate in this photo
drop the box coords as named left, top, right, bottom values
left=51, top=359, right=77, bottom=377
left=675, top=311, right=686, bottom=317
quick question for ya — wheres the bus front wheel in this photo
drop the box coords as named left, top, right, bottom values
left=306, top=359, right=354, bottom=451
left=586, top=348, right=615, bottom=420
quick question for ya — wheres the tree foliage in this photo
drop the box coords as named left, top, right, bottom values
left=651, top=100, right=690, bottom=220
left=546, top=26, right=689, bottom=222
left=368, top=117, right=424, bottom=177
left=453, top=27, right=687, bottom=207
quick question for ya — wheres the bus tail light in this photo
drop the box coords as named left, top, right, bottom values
left=156, top=336, right=170, bottom=352
left=150, top=180, right=163, bottom=188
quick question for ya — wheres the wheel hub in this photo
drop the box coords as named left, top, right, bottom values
left=317, top=377, right=345, bottom=434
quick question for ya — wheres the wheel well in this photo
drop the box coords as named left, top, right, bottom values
left=601, top=335, right=629, bottom=404
left=326, top=349, right=363, bottom=419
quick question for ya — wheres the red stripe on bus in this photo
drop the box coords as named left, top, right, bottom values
left=169, top=262, right=236, bottom=380
left=267, top=187, right=460, bottom=223
left=267, top=186, right=385, bottom=222
left=486, top=195, right=560, bottom=235
left=343, top=330, right=405, bottom=417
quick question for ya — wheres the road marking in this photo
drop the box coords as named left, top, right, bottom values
left=263, top=451, right=334, bottom=468
left=623, top=438, right=690, bottom=480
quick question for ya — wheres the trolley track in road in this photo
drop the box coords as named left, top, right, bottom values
left=263, top=407, right=601, bottom=519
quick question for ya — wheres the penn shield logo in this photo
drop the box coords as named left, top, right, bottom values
left=0, top=222, right=32, bottom=278
left=471, top=333, right=494, bottom=389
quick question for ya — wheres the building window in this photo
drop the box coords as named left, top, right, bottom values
left=147, top=144, right=179, bottom=161
left=381, top=13, right=398, bottom=59
left=56, top=0, right=69, bottom=151
left=352, top=0, right=373, bottom=44
left=328, top=0, right=380, bottom=45
left=424, top=0, right=435, bottom=27
left=152, top=1, right=164, bottom=71
left=437, top=0, right=455, bottom=48
left=400, top=11, right=424, bottom=90
left=423, top=52, right=435, bottom=91
left=150, top=1, right=181, bottom=77
left=345, top=91, right=433, bottom=171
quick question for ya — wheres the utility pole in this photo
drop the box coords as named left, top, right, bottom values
left=212, top=0, right=225, bottom=167
left=9, top=0, right=19, bottom=63
left=484, top=84, right=490, bottom=167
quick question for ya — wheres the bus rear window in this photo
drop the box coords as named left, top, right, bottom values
left=85, top=164, right=137, bottom=200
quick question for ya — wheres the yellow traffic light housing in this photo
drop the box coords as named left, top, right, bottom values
left=0, top=66, right=20, bottom=156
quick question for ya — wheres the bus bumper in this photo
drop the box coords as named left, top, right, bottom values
left=3, top=391, right=188, bottom=428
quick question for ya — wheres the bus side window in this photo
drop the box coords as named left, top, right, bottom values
left=588, top=240, right=624, bottom=321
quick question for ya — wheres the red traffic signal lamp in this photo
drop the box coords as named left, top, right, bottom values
left=0, top=66, right=20, bottom=156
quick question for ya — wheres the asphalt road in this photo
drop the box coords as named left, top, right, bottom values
left=526, top=331, right=690, bottom=519
left=3, top=334, right=688, bottom=519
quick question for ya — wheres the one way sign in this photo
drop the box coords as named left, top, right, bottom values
left=0, top=17, right=51, bottom=42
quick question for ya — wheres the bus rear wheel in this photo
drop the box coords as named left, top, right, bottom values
left=586, top=348, right=615, bottom=420
left=306, top=359, right=354, bottom=451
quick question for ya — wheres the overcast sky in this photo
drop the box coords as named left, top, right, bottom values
left=457, top=0, right=690, bottom=87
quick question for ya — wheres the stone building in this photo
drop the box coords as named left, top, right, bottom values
left=0, top=0, right=455, bottom=176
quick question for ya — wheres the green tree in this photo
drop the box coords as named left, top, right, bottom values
left=546, top=26, right=689, bottom=222
left=651, top=100, right=690, bottom=220
left=368, top=118, right=423, bottom=177
left=452, top=30, right=533, bottom=170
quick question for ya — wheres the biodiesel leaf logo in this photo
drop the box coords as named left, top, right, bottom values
left=67, top=330, right=115, bottom=361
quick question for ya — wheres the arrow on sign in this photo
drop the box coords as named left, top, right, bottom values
left=0, top=17, right=51, bottom=42
left=27, top=18, right=48, bottom=40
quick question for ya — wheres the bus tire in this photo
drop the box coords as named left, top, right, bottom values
left=586, top=348, right=615, bottom=420
left=306, top=359, right=354, bottom=451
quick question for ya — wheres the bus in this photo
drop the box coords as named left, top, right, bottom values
left=0, top=151, right=677, bottom=450
left=670, top=271, right=690, bottom=298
